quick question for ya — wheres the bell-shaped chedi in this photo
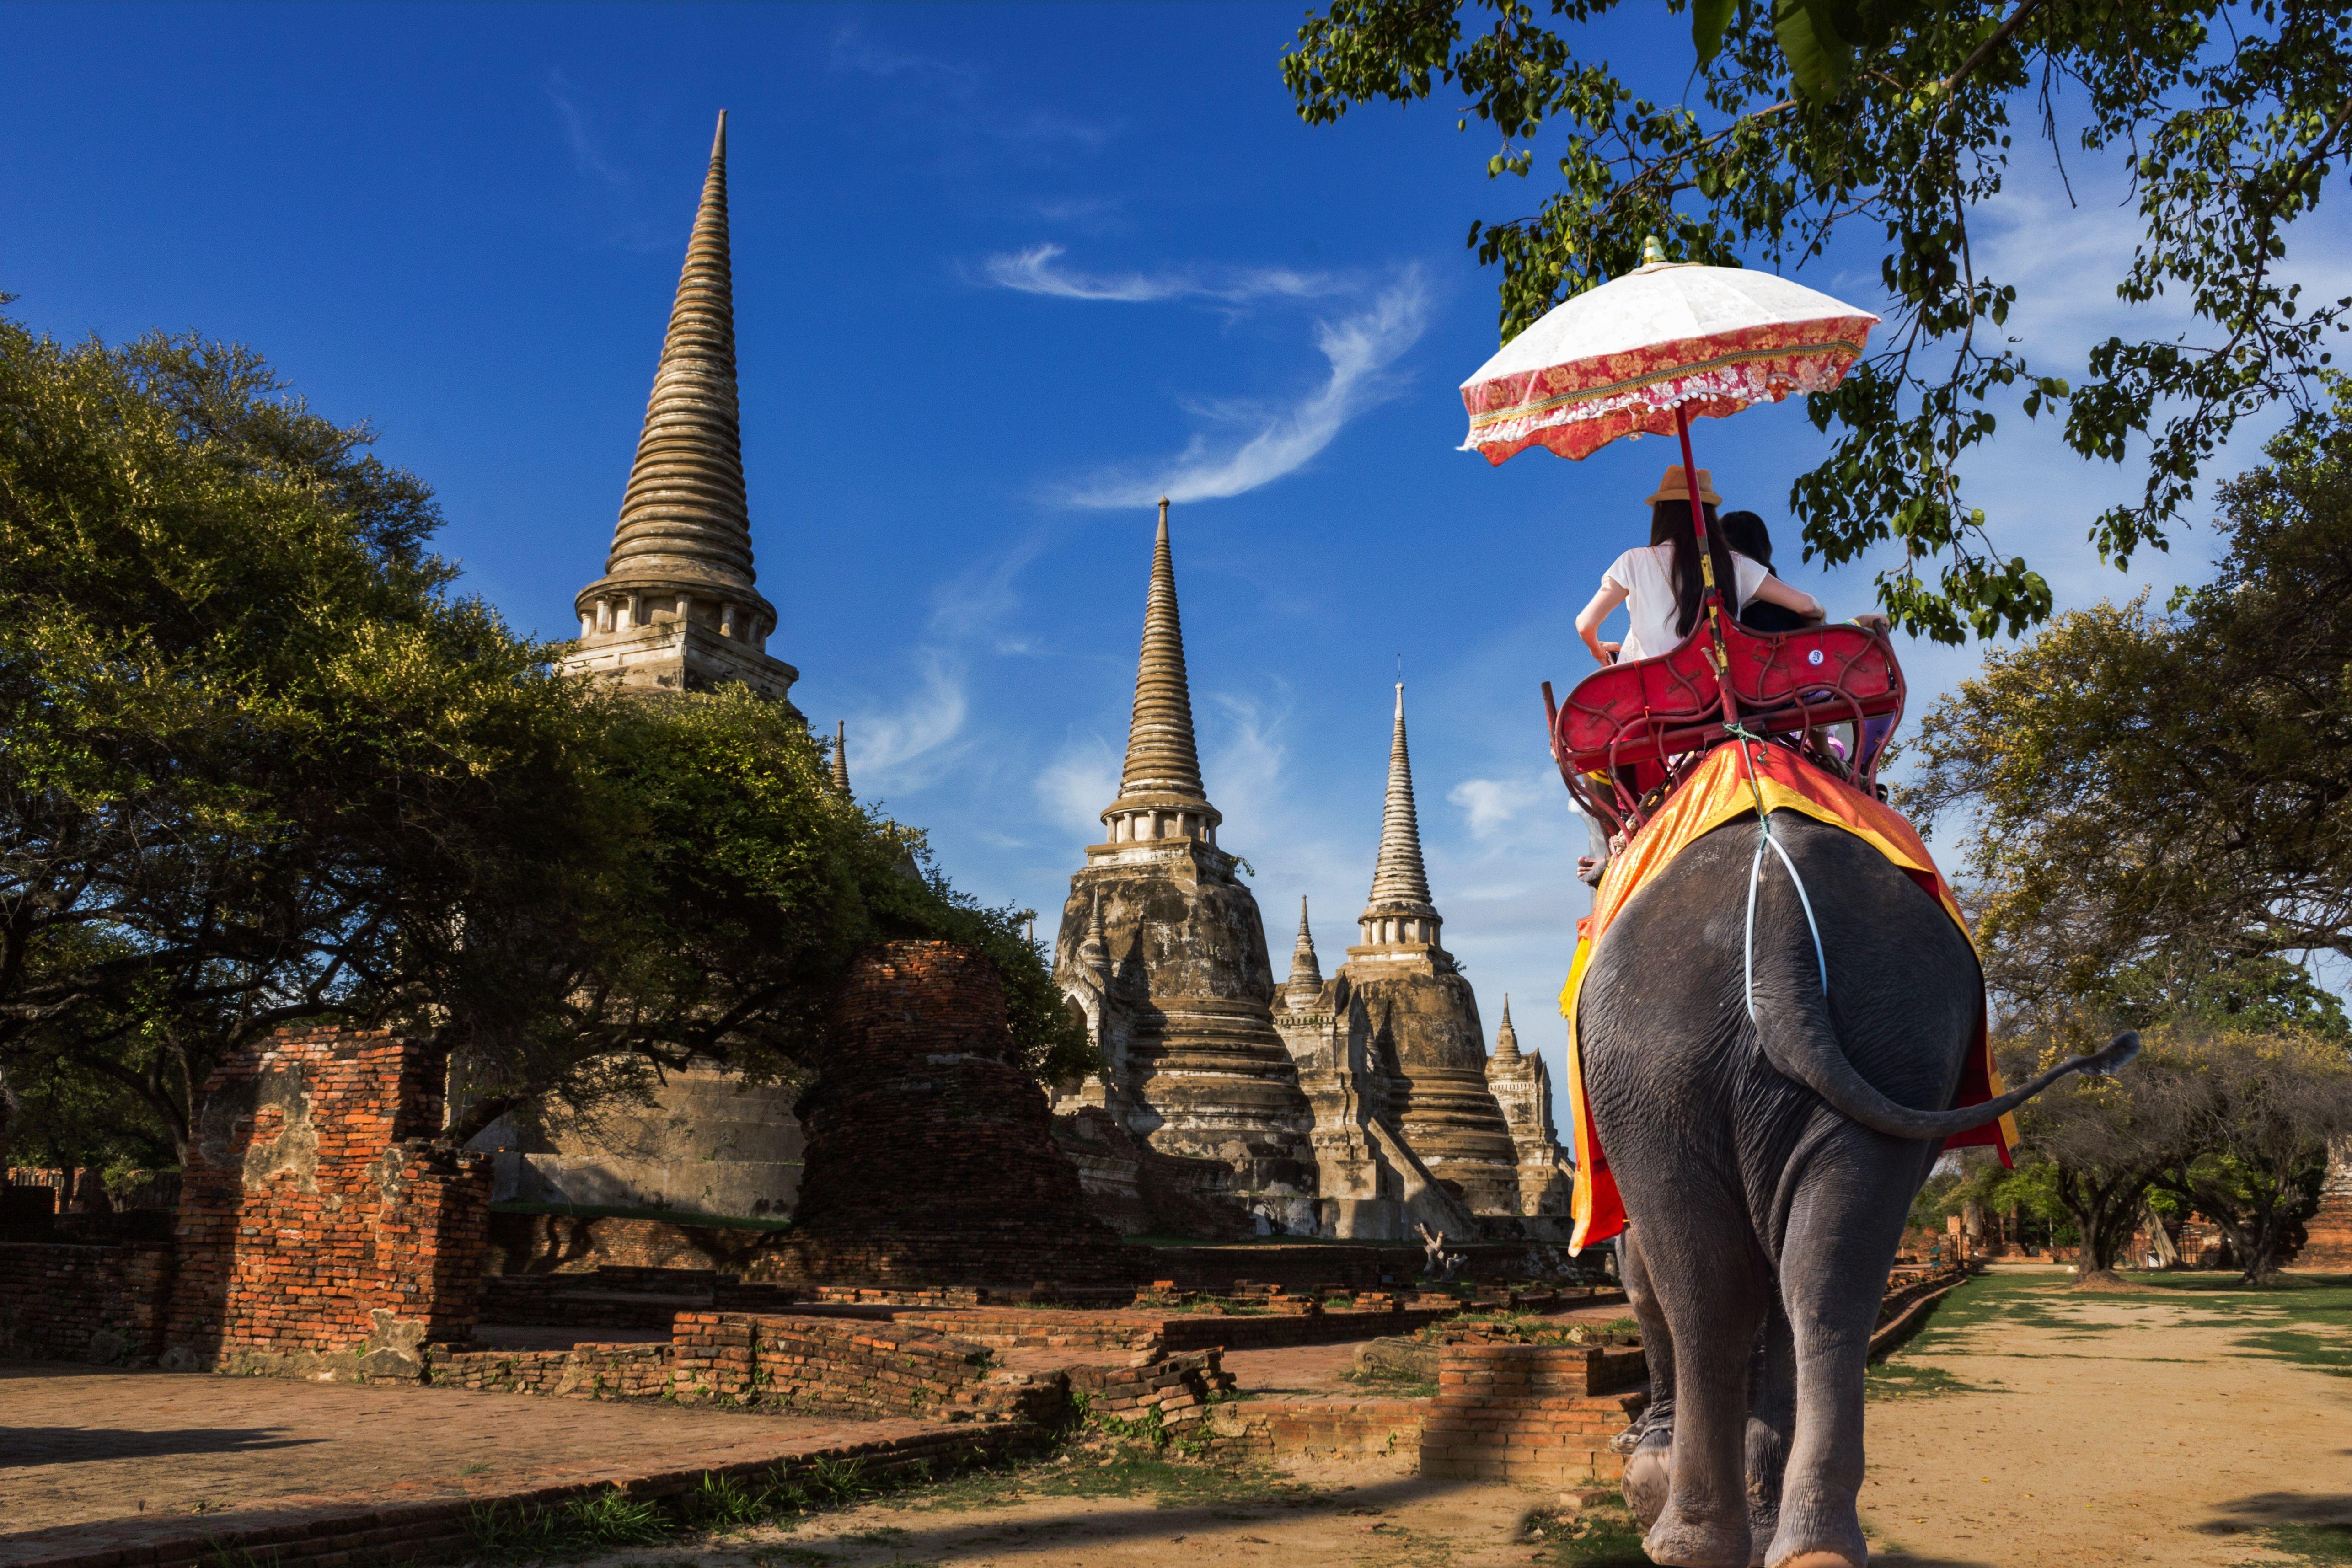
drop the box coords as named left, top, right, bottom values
left=1342, top=684, right=1525, bottom=1217
left=562, top=112, right=801, bottom=711
left=1050, top=502, right=1317, bottom=1234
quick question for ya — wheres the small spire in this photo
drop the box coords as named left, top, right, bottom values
left=1361, top=680, right=1439, bottom=945
left=1494, top=995, right=1520, bottom=1057
left=831, top=720, right=852, bottom=797
left=1079, top=892, right=1111, bottom=985
left=1285, top=897, right=1324, bottom=1009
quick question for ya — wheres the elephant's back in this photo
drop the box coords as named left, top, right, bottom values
left=1578, top=812, right=1981, bottom=1149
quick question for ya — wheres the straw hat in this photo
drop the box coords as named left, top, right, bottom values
left=1645, top=466, right=1720, bottom=506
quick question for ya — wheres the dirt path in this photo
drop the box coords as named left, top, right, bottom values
left=576, top=1273, right=2351, bottom=1568
left=1860, top=1273, right=2352, bottom=1566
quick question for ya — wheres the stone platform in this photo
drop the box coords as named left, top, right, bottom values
left=0, top=1364, right=1034, bottom=1568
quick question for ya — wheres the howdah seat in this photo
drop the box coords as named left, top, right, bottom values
left=1548, top=618, right=1905, bottom=833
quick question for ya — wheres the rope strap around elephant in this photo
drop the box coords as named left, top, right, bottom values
left=1725, top=726, right=1828, bottom=1022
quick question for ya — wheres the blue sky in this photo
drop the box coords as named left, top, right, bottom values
left=5, top=4, right=2341, bottom=1122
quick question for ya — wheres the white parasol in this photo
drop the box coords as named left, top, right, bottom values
left=1459, top=244, right=1880, bottom=466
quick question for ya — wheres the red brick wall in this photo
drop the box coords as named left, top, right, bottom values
left=2298, top=1145, right=2352, bottom=1269
left=1205, top=1397, right=1426, bottom=1463
left=762, top=942, right=1142, bottom=1288
left=0, top=1242, right=173, bottom=1363
left=1419, top=1343, right=1647, bottom=1486
left=431, top=1311, right=1066, bottom=1424
left=164, top=1025, right=490, bottom=1378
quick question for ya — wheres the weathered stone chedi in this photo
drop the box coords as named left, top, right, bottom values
left=1052, top=503, right=1318, bottom=1232
left=560, top=111, right=800, bottom=711
left=1338, top=685, right=1526, bottom=1218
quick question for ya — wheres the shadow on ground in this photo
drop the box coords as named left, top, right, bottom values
left=0, top=1425, right=316, bottom=1468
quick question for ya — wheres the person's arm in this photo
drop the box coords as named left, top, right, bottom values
left=1576, top=580, right=1628, bottom=664
left=1749, top=573, right=1824, bottom=621
left=1852, top=612, right=1891, bottom=635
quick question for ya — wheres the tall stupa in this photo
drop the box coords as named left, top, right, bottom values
left=488, top=113, right=805, bottom=1222
left=560, top=111, right=800, bottom=712
left=1339, top=684, right=1524, bottom=1215
left=1051, top=502, right=1317, bottom=1232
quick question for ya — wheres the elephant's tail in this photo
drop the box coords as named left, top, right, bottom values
left=1752, top=995, right=2139, bottom=1142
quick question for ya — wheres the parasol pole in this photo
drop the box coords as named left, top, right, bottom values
left=1673, top=401, right=1740, bottom=725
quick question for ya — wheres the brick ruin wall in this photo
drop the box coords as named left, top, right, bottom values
left=1203, top=1397, right=1428, bottom=1465
left=760, top=941, right=1143, bottom=1288
left=0, top=1241, right=173, bottom=1364
left=161, top=1025, right=490, bottom=1378
left=2298, top=1140, right=2352, bottom=1269
left=1418, top=1342, right=1648, bottom=1486
left=428, top=1308, right=1236, bottom=1440
left=434, top=1310, right=1058, bottom=1420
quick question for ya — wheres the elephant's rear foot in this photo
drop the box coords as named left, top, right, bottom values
left=1765, top=1505, right=1867, bottom=1568
left=1621, top=1429, right=1672, bottom=1529
left=1644, top=1502, right=1751, bottom=1568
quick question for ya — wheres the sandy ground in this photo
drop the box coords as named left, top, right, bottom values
left=580, top=1275, right=2352, bottom=1568
left=1858, top=1277, right=2352, bottom=1567
left=7, top=1277, right=2345, bottom=1566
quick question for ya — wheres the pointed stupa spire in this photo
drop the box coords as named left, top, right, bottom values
left=1078, top=892, right=1111, bottom=985
left=830, top=720, right=852, bottom=797
left=1285, top=897, right=1324, bottom=1009
left=572, top=110, right=786, bottom=679
left=1098, top=499, right=1221, bottom=845
left=1360, top=681, right=1441, bottom=947
left=1494, top=995, right=1520, bottom=1057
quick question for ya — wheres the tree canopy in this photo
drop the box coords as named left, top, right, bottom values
left=1904, top=385, right=2352, bottom=995
left=0, top=311, right=1085, bottom=1169
left=1284, top=0, right=2352, bottom=642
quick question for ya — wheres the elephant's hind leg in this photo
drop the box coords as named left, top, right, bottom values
left=1768, top=1135, right=1926, bottom=1568
left=1618, top=1226, right=1677, bottom=1530
left=1635, top=1205, right=1774, bottom=1568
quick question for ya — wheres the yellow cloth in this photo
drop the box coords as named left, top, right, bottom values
left=1558, top=740, right=2013, bottom=1254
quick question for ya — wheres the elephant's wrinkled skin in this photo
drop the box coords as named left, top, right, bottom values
left=1580, top=812, right=2134, bottom=1568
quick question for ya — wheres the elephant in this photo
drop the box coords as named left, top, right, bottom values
left=1578, top=811, right=2138, bottom=1568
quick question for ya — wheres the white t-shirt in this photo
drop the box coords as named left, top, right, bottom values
left=1603, top=543, right=1768, bottom=662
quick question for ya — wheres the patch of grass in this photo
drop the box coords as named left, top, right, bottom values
left=1338, top=1365, right=1437, bottom=1398
left=467, top=1486, right=673, bottom=1558
left=1899, top=1275, right=2117, bottom=1347
left=2252, top=1521, right=2352, bottom=1565
left=2140, top=1278, right=2352, bottom=1379
left=681, top=1472, right=769, bottom=1532
left=886, top=1450, right=1314, bottom=1514
left=1865, top=1361, right=1995, bottom=1401
left=1526, top=1502, right=1651, bottom=1566
left=202, top=1545, right=281, bottom=1568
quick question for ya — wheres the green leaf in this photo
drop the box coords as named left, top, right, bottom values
left=1774, top=0, right=1853, bottom=98
left=1691, top=0, right=1736, bottom=64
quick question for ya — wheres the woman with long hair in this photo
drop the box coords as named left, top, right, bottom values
left=1575, top=468, right=1822, bottom=665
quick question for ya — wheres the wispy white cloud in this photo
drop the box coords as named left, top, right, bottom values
left=828, top=27, right=1117, bottom=152
left=1448, top=772, right=1548, bottom=840
left=845, top=648, right=970, bottom=793
left=542, top=70, right=627, bottom=187
left=1036, top=732, right=1119, bottom=839
left=1056, top=271, right=1431, bottom=508
left=982, top=243, right=1347, bottom=305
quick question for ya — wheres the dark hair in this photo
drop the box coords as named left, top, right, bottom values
left=1717, top=509, right=1775, bottom=572
left=1647, top=500, right=1740, bottom=638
